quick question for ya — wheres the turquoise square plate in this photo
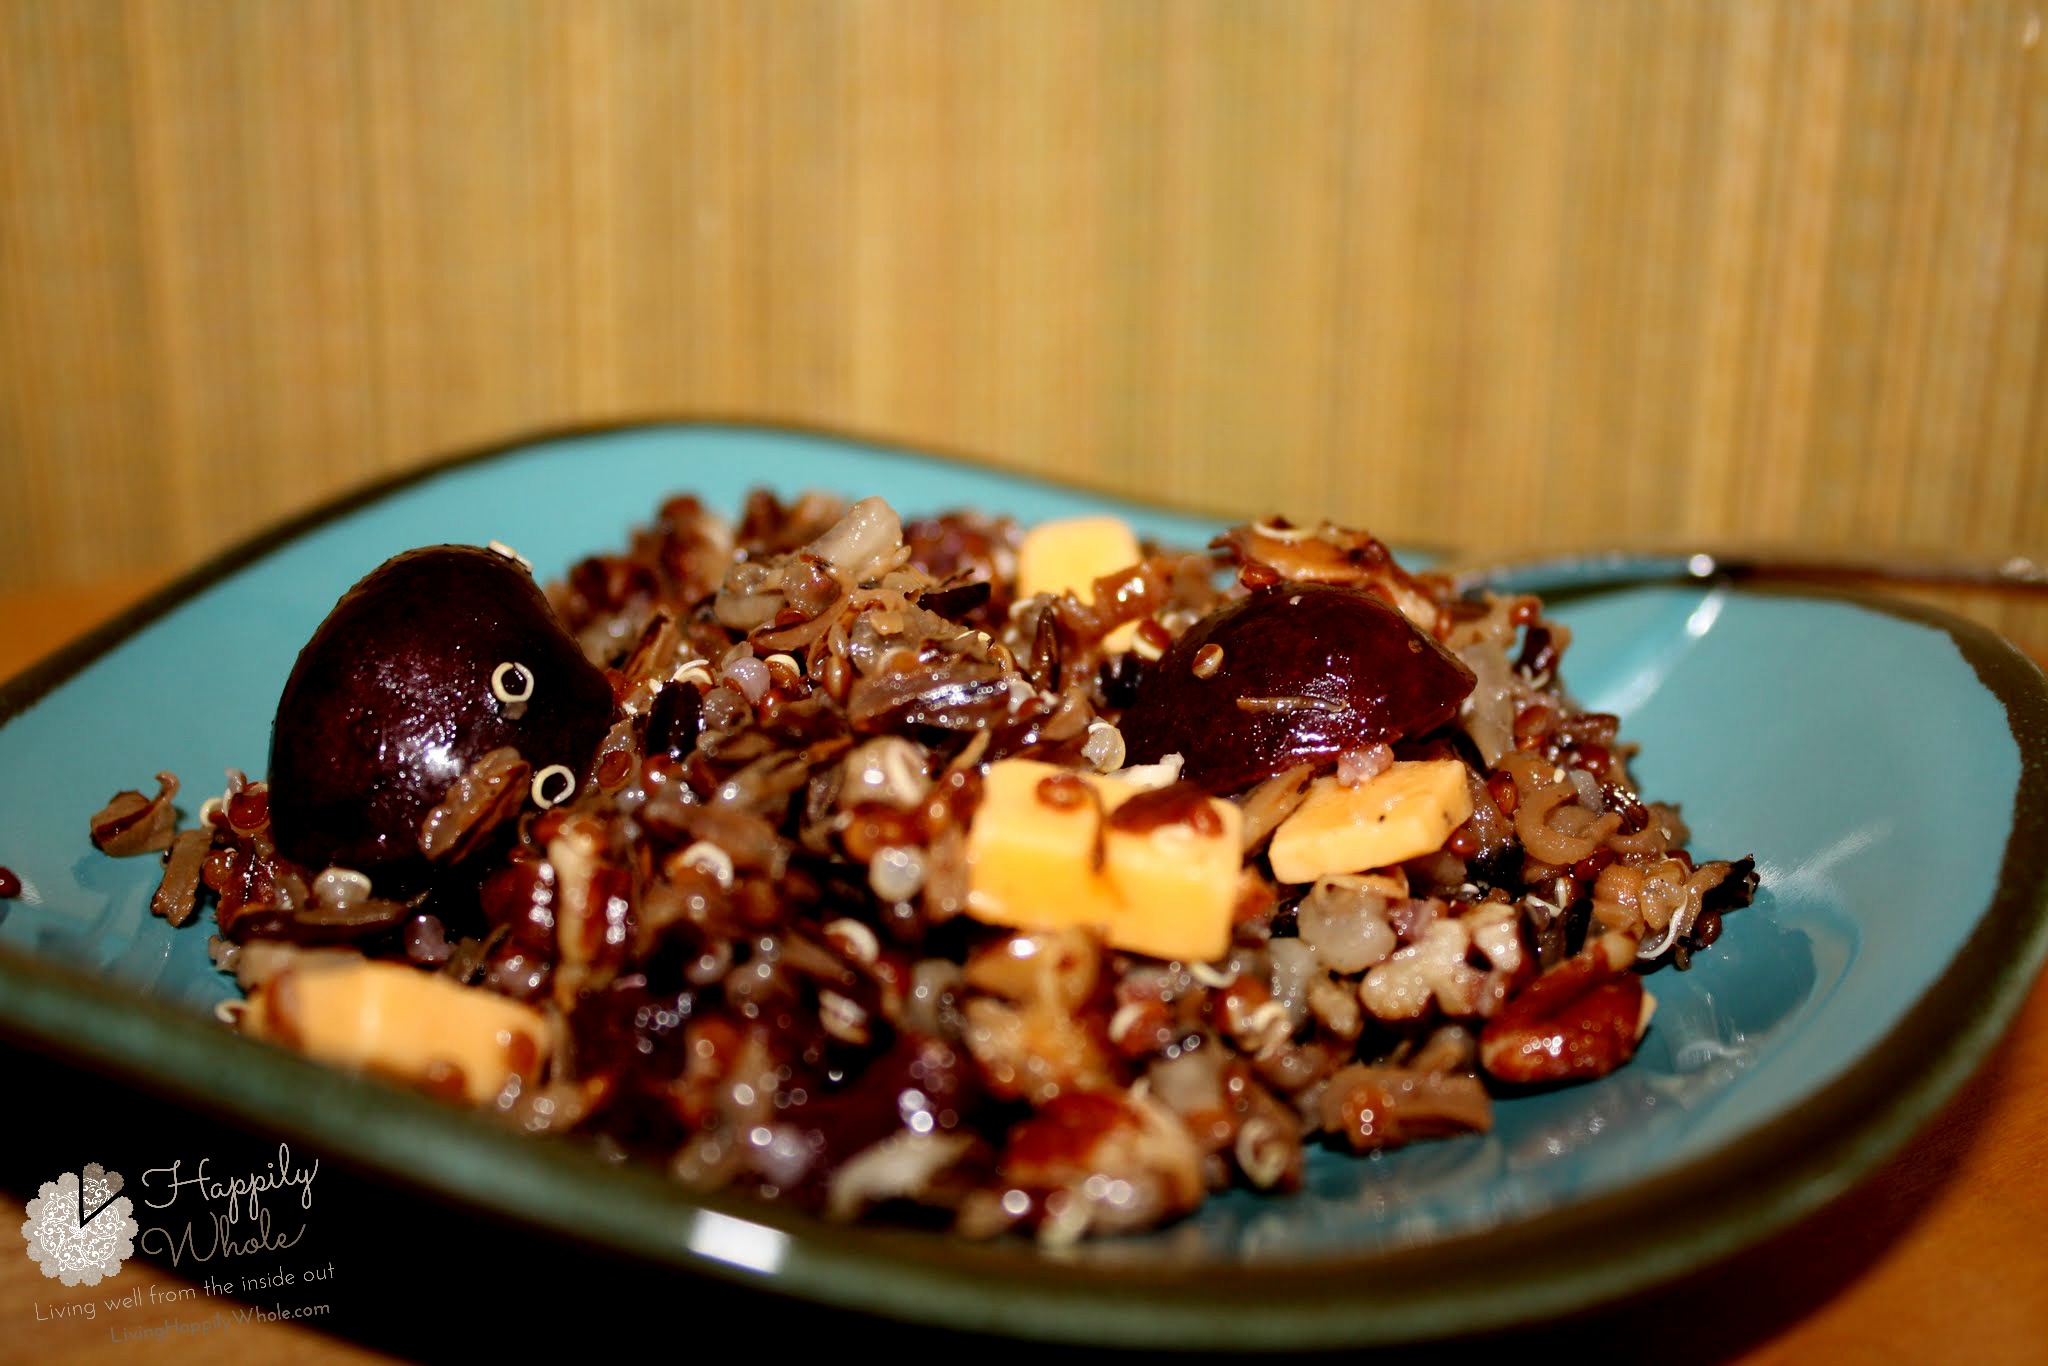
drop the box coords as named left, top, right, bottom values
left=3, top=424, right=2044, bottom=1348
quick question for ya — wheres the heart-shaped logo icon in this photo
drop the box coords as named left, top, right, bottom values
left=78, top=1163, right=124, bottom=1227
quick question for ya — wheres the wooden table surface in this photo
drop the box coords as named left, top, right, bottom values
left=3, top=576, right=2044, bottom=1366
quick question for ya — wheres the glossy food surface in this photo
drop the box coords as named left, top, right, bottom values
left=0, top=425, right=2041, bottom=1347
left=1119, top=582, right=1476, bottom=792
left=268, top=544, right=614, bottom=891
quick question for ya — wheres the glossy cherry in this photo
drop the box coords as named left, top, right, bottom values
left=267, top=545, right=615, bottom=892
left=1117, top=583, right=1475, bottom=793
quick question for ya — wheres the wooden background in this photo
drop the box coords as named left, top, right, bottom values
left=2, top=0, right=2044, bottom=641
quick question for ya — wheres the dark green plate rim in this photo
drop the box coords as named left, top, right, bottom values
left=3, top=418, right=2045, bottom=1350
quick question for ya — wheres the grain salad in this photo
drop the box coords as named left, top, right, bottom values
left=92, top=489, right=1755, bottom=1244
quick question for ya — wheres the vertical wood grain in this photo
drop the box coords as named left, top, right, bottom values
left=1, top=0, right=2042, bottom=641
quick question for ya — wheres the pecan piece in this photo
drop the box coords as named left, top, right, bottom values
left=1479, top=931, right=1651, bottom=1084
left=1320, top=1063, right=1493, bottom=1150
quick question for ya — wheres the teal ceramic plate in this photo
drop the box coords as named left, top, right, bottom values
left=3, top=424, right=2045, bottom=1348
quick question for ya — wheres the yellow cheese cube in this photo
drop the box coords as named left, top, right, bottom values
left=1099, top=820, right=1244, bottom=963
left=1016, top=515, right=1143, bottom=602
left=962, top=759, right=1123, bottom=934
left=243, top=957, right=552, bottom=1106
left=1267, top=760, right=1474, bottom=885
left=1016, top=515, right=1145, bottom=652
left=965, top=758, right=1244, bottom=963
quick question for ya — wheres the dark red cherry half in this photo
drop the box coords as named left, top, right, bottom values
left=1117, top=583, right=1475, bottom=794
left=267, top=545, right=614, bottom=893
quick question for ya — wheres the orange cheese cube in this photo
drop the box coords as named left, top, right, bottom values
left=1016, top=515, right=1145, bottom=652
left=1267, top=760, right=1473, bottom=885
left=964, top=758, right=1244, bottom=963
left=243, top=957, right=552, bottom=1105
